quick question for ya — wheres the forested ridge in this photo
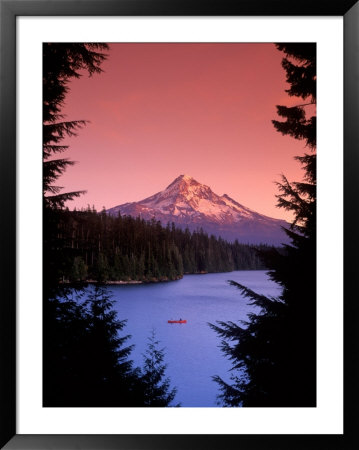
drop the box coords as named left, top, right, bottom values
left=55, top=207, right=269, bottom=284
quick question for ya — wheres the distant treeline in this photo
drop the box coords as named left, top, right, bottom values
left=53, top=208, right=269, bottom=283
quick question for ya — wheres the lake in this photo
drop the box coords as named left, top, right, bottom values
left=104, top=270, right=281, bottom=407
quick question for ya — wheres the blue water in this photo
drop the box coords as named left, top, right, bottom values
left=102, top=270, right=281, bottom=407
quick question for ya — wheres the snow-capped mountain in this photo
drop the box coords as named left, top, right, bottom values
left=107, top=175, right=289, bottom=245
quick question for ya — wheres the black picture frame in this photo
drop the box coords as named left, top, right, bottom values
left=1, top=0, right=357, bottom=448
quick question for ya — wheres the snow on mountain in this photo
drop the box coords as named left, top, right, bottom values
left=107, top=175, right=289, bottom=245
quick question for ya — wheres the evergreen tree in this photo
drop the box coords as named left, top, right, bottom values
left=42, top=44, right=143, bottom=407
left=82, top=285, right=142, bottom=406
left=43, top=43, right=108, bottom=294
left=140, top=329, right=178, bottom=407
left=43, top=43, right=108, bottom=209
left=71, top=256, right=88, bottom=281
left=96, top=252, right=110, bottom=282
left=210, top=43, right=316, bottom=407
left=44, top=285, right=145, bottom=406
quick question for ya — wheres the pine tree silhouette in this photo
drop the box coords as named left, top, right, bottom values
left=210, top=43, right=316, bottom=407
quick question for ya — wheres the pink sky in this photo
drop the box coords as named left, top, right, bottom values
left=59, top=43, right=312, bottom=221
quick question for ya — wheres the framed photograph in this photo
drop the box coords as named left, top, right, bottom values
left=1, top=1, right=357, bottom=448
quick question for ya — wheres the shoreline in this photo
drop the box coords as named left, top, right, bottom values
left=60, top=269, right=265, bottom=287
left=60, top=275, right=183, bottom=286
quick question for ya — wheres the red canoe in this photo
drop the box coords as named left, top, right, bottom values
left=168, top=320, right=187, bottom=324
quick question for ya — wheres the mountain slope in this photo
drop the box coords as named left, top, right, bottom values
left=107, top=175, right=288, bottom=245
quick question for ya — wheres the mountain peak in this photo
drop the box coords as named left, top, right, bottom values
left=107, top=175, right=289, bottom=245
left=166, top=174, right=198, bottom=189
left=181, top=174, right=194, bottom=182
